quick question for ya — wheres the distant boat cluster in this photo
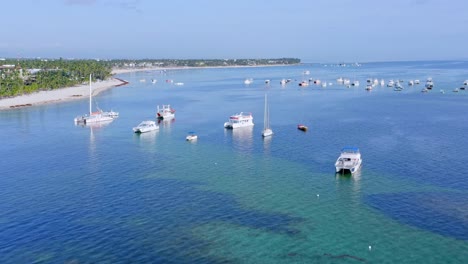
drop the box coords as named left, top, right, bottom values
left=247, top=72, right=468, bottom=94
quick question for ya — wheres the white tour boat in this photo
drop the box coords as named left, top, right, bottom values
left=335, top=147, right=362, bottom=174
left=74, top=74, right=117, bottom=124
left=133, top=120, right=159, bottom=133
left=156, top=105, right=176, bottom=120
left=262, top=94, right=273, bottom=137
left=224, top=112, right=254, bottom=129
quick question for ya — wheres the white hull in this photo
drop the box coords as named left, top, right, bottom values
left=133, top=121, right=159, bottom=133
left=262, top=128, right=273, bottom=137
left=186, top=135, right=198, bottom=141
left=335, top=147, right=362, bottom=174
left=133, top=127, right=158, bottom=133
left=335, top=159, right=362, bottom=174
left=224, top=122, right=254, bottom=129
left=75, top=114, right=113, bottom=124
left=157, top=113, right=175, bottom=120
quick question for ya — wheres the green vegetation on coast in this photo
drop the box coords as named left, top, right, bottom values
left=0, top=58, right=300, bottom=98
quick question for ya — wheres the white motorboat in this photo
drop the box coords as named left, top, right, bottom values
left=387, top=80, right=395, bottom=87
left=414, top=79, right=420, bottom=84
left=463, top=80, right=468, bottom=86
left=408, top=80, right=414, bottom=86
left=224, top=112, right=254, bottom=129
left=335, top=147, right=362, bottom=174
left=425, top=78, right=434, bottom=89
left=299, top=81, right=309, bottom=87
left=394, top=81, right=403, bottom=90
left=365, top=84, right=373, bottom=91
left=336, top=77, right=344, bottom=84
left=380, top=79, right=385, bottom=86
left=244, top=78, right=253, bottom=85
left=156, top=105, right=176, bottom=120
left=133, top=120, right=159, bottom=133
left=280, top=79, right=287, bottom=85
left=262, top=94, right=273, bottom=137
left=174, top=82, right=184, bottom=86
left=74, top=74, right=116, bottom=124
left=151, top=79, right=157, bottom=84
left=351, top=80, right=360, bottom=86
left=186, top=131, right=198, bottom=141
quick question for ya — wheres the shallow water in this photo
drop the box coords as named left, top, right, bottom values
left=1, top=61, right=468, bottom=263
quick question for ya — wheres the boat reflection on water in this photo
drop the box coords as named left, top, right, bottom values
left=335, top=170, right=362, bottom=195
left=262, top=133, right=272, bottom=153
left=224, top=126, right=254, bottom=152
left=134, top=129, right=158, bottom=146
left=75, top=119, right=113, bottom=166
left=158, top=118, right=175, bottom=132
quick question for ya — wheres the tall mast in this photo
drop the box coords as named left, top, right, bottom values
left=264, top=93, right=267, bottom=130
left=89, top=74, right=92, bottom=115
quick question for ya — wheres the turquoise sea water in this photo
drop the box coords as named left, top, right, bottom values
left=1, top=61, right=468, bottom=263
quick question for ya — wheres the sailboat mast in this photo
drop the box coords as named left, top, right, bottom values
left=89, top=74, right=92, bottom=115
left=264, top=94, right=267, bottom=130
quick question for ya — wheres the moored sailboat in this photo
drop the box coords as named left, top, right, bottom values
left=74, top=74, right=117, bottom=124
left=262, top=94, right=273, bottom=137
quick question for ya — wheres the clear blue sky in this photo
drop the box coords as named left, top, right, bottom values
left=1, top=0, right=467, bottom=62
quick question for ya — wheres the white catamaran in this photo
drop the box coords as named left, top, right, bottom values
left=74, top=74, right=118, bottom=124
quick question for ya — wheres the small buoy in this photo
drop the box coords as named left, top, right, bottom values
left=317, top=194, right=320, bottom=198
left=369, top=245, right=372, bottom=251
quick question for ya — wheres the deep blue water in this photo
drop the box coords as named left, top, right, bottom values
left=1, top=61, right=468, bottom=263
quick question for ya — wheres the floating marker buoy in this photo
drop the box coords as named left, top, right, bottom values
left=369, top=245, right=372, bottom=251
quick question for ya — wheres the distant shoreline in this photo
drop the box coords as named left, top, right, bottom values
left=110, top=63, right=296, bottom=75
left=0, top=64, right=295, bottom=111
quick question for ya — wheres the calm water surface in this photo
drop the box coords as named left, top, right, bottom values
left=1, top=61, right=468, bottom=263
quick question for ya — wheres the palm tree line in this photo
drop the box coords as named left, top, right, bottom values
left=0, top=58, right=300, bottom=98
